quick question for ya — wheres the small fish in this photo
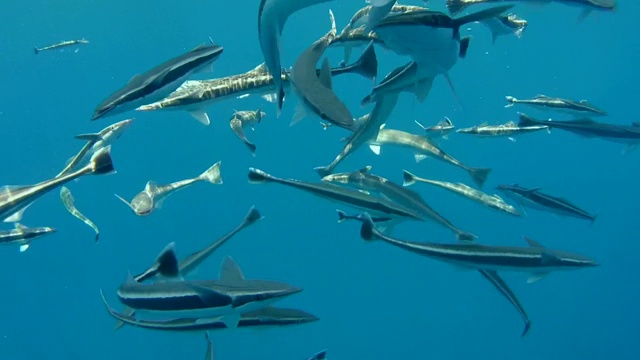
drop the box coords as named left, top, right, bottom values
left=315, top=93, right=399, bottom=177
left=115, top=161, right=222, bottom=216
left=446, top=0, right=615, bottom=21
left=0, top=223, right=56, bottom=252
left=497, top=184, right=596, bottom=223
left=34, top=39, right=89, bottom=55
left=57, top=119, right=134, bottom=177
left=506, top=95, right=607, bottom=118
left=0, top=146, right=115, bottom=223
left=479, top=13, right=527, bottom=44
left=415, top=117, right=455, bottom=140
left=60, top=187, right=100, bottom=242
left=258, top=0, right=333, bottom=117
left=323, top=166, right=477, bottom=241
left=403, top=170, right=521, bottom=217
left=230, top=109, right=266, bottom=156
left=92, top=43, right=223, bottom=121
left=289, top=10, right=357, bottom=131
left=456, top=120, right=549, bottom=141
left=370, top=125, right=491, bottom=187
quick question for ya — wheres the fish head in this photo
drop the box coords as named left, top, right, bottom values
left=230, top=280, right=303, bottom=309
left=130, top=192, right=154, bottom=216
left=101, top=118, right=134, bottom=142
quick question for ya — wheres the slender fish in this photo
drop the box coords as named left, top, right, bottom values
left=60, top=187, right=100, bottom=242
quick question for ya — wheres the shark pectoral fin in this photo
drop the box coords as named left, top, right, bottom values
left=19, top=243, right=30, bottom=252
left=219, top=256, right=245, bottom=282
left=189, top=110, right=211, bottom=126
left=186, top=283, right=233, bottom=307
left=221, top=313, right=241, bottom=329
left=4, top=205, right=29, bottom=223
left=261, top=93, right=278, bottom=103
left=527, top=272, right=549, bottom=284
left=414, top=154, right=428, bottom=163
left=369, top=144, right=381, bottom=155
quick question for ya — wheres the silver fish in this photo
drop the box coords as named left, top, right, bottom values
left=34, top=39, right=89, bottom=54
left=115, top=161, right=222, bottom=216
left=0, top=223, right=56, bottom=252
left=403, top=170, right=521, bottom=217
left=415, top=117, right=455, bottom=140
left=60, top=187, right=100, bottom=242
left=0, top=146, right=115, bottom=223
left=506, top=95, right=607, bottom=118
left=456, top=120, right=549, bottom=142
left=230, top=109, right=266, bottom=156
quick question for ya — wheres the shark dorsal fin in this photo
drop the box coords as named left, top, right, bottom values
left=524, top=236, right=544, bottom=248
left=154, top=242, right=180, bottom=278
left=145, top=181, right=159, bottom=193
left=358, top=166, right=372, bottom=173
left=219, top=256, right=245, bottom=282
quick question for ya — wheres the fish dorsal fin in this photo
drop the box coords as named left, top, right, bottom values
left=154, top=242, right=180, bottom=278
left=219, top=256, right=245, bottom=283
left=523, top=236, right=544, bottom=249
left=128, top=74, right=143, bottom=85
left=478, top=122, right=489, bottom=127
left=358, top=166, right=372, bottom=173
left=248, top=62, right=268, bottom=75
left=319, top=58, right=333, bottom=90
left=145, top=181, right=159, bottom=193
left=440, top=117, right=453, bottom=126
left=14, top=223, right=27, bottom=230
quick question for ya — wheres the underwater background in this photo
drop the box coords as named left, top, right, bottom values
left=1, top=0, right=638, bottom=359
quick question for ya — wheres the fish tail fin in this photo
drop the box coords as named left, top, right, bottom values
left=522, top=320, right=532, bottom=337
left=360, top=93, right=374, bottom=107
left=517, top=112, right=539, bottom=127
left=154, top=242, right=181, bottom=278
left=446, top=0, right=470, bottom=16
left=359, top=213, right=381, bottom=241
left=243, top=205, right=263, bottom=225
left=351, top=41, right=378, bottom=83
left=34, top=47, right=39, bottom=55
left=248, top=168, right=273, bottom=184
left=402, top=170, right=417, bottom=187
left=505, top=95, right=517, bottom=107
left=199, top=161, right=223, bottom=184
left=90, top=146, right=115, bottom=175
left=336, top=209, right=348, bottom=223
left=456, top=231, right=477, bottom=242
left=453, top=5, right=514, bottom=36
left=320, top=122, right=332, bottom=131
left=470, top=167, right=492, bottom=188
left=314, top=166, right=332, bottom=178
left=246, top=142, right=257, bottom=156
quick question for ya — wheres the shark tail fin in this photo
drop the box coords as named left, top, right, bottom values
left=469, top=167, right=492, bottom=188
left=248, top=168, right=274, bottom=184
left=457, top=231, right=478, bottom=242
left=199, top=161, right=223, bottom=184
left=34, top=47, right=40, bottom=55
left=402, top=170, right=418, bottom=187
left=505, top=95, right=517, bottom=107
left=90, top=146, right=115, bottom=175
left=446, top=0, right=471, bottom=16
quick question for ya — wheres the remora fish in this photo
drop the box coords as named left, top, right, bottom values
left=0, top=223, right=56, bottom=252
left=248, top=168, right=423, bottom=222
left=257, top=0, right=333, bottom=116
left=358, top=214, right=598, bottom=280
left=315, top=93, right=399, bottom=177
left=57, top=119, right=134, bottom=177
left=229, top=109, right=266, bottom=156
left=372, top=5, right=512, bottom=79
left=342, top=212, right=530, bottom=335
left=446, top=0, right=616, bottom=20
left=456, top=120, right=549, bottom=142
left=92, top=43, right=224, bottom=121
left=116, top=256, right=302, bottom=327
left=60, top=187, right=100, bottom=242
left=479, top=13, right=527, bottom=44
left=115, top=161, right=222, bottom=216
left=415, top=117, right=455, bottom=140
left=497, top=184, right=596, bottom=223
left=102, top=291, right=318, bottom=331
left=323, top=166, right=477, bottom=241
left=290, top=10, right=357, bottom=131
left=518, top=113, right=640, bottom=150
left=34, top=39, right=89, bottom=55
left=403, top=170, right=521, bottom=217
left=370, top=126, right=492, bottom=187
left=506, top=95, right=607, bottom=117
left=136, top=48, right=377, bottom=125
left=0, top=146, right=115, bottom=223
left=361, top=61, right=435, bottom=106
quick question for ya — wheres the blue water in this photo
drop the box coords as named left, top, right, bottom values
left=1, top=0, right=638, bottom=359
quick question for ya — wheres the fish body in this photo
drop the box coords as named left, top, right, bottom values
left=497, top=184, right=596, bottom=222
left=323, top=167, right=476, bottom=241
left=92, top=43, right=223, bottom=121
left=446, top=0, right=615, bottom=19
left=0, top=147, right=115, bottom=223
left=456, top=120, right=549, bottom=139
left=34, top=39, right=89, bottom=54
left=60, top=187, right=100, bottom=242
left=315, top=93, right=399, bottom=176
left=230, top=109, right=266, bottom=156
left=258, top=0, right=333, bottom=116
left=403, top=170, right=521, bottom=216
left=248, top=168, right=422, bottom=221
left=0, top=223, right=56, bottom=252
left=506, top=95, right=607, bottom=117
left=115, top=162, right=222, bottom=216
left=371, top=127, right=491, bottom=187
left=480, top=13, right=527, bottom=43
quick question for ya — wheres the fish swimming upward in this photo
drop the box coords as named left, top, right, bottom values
left=115, top=161, right=222, bottom=216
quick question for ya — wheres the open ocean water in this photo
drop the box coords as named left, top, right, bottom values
left=1, top=0, right=638, bottom=359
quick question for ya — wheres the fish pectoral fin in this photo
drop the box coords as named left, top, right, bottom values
left=154, top=198, right=164, bottom=209
left=414, top=153, right=428, bottom=163
left=189, top=110, right=211, bottom=126
left=4, top=205, right=30, bottom=223
left=369, top=144, right=381, bottom=155
left=318, top=58, right=333, bottom=90
left=527, top=272, right=549, bottom=284
left=185, top=283, right=233, bottom=307
left=221, top=313, right=241, bottom=329
left=74, top=133, right=103, bottom=142
left=19, top=243, right=30, bottom=252
left=291, top=103, right=308, bottom=126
